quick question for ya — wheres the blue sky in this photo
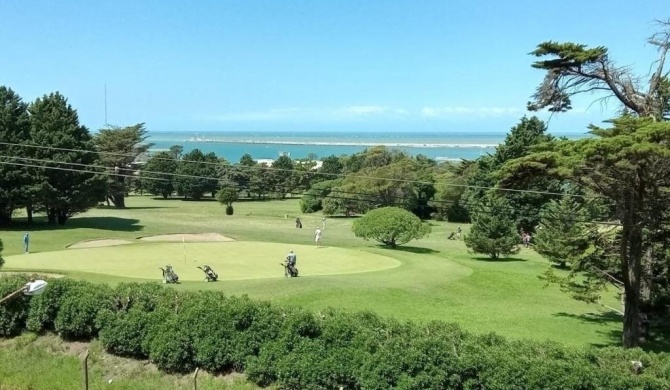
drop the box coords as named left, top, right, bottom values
left=0, top=1, right=666, bottom=135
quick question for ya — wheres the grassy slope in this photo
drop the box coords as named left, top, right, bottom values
left=0, top=195, right=622, bottom=348
left=0, top=334, right=262, bottom=390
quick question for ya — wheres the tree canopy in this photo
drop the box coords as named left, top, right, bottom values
left=527, top=20, right=670, bottom=120
left=352, top=206, right=431, bottom=248
left=464, top=196, right=520, bottom=260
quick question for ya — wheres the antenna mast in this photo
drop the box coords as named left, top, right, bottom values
left=104, top=84, right=108, bottom=125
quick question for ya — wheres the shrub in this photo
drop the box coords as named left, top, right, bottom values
left=54, top=281, right=112, bottom=340
left=0, top=274, right=31, bottom=337
left=97, top=308, right=152, bottom=358
left=352, top=207, right=431, bottom=248
left=2, top=278, right=670, bottom=389
left=0, top=238, right=4, bottom=269
left=26, top=278, right=89, bottom=333
left=225, top=205, right=234, bottom=215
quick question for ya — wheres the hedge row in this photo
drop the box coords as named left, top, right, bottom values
left=1, top=274, right=670, bottom=389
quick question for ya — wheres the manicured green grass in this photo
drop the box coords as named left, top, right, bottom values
left=0, top=195, right=623, bottom=348
left=4, top=242, right=401, bottom=280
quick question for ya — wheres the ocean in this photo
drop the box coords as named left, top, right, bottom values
left=146, top=131, right=582, bottom=163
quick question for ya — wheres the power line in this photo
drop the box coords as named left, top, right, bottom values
left=0, top=159, right=621, bottom=226
left=0, top=141, right=597, bottom=199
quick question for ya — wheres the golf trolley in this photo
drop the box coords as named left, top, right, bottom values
left=197, top=265, right=219, bottom=282
left=279, top=261, right=299, bottom=278
left=159, top=265, right=179, bottom=284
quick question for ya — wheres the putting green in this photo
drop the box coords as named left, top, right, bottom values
left=3, top=242, right=401, bottom=281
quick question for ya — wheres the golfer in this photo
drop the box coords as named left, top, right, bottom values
left=286, top=249, right=297, bottom=267
left=315, top=227, right=323, bottom=247
left=23, top=232, right=30, bottom=254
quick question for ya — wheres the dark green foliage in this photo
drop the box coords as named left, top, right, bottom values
left=0, top=238, right=3, bottom=269
left=501, top=116, right=670, bottom=348
left=53, top=281, right=113, bottom=340
left=464, top=196, right=521, bottom=259
left=2, top=276, right=670, bottom=388
left=97, top=308, right=152, bottom=358
left=534, top=197, right=592, bottom=268
left=174, top=149, right=219, bottom=200
left=300, top=179, right=340, bottom=213
left=225, top=205, right=234, bottom=215
left=0, top=86, right=31, bottom=225
left=94, top=123, right=152, bottom=208
left=28, top=92, right=108, bottom=225
left=270, top=155, right=295, bottom=198
left=216, top=185, right=238, bottom=209
left=352, top=207, right=431, bottom=248
left=141, top=151, right=178, bottom=199
left=0, top=275, right=31, bottom=337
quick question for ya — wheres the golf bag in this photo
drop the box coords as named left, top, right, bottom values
left=447, top=232, right=456, bottom=240
left=197, top=265, right=219, bottom=282
left=159, top=265, right=179, bottom=284
left=279, top=261, right=299, bottom=278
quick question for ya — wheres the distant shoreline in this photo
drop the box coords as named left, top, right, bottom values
left=179, top=139, right=498, bottom=148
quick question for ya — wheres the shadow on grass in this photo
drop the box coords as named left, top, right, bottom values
left=379, top=245, right=439, bottom=254
left=95, top=205, right=169, bottom=210
left=6, top=217, right=143, bottom=232
left=472, top=256, right=526, bottom=263
left=554, top=311, right=670, bottom=352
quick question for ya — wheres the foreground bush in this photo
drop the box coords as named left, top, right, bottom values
left=1, top=274, right=670, bottom=389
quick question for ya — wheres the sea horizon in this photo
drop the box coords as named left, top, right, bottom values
left=146, top=130, right=588, bottom=163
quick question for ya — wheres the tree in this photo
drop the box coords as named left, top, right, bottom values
left=270, top=155, right=295, bottom=198
left=527, top=20, right=670, bottom=120
left=352, top=206, right=431, bottom=248
left=169, top=145, right=183, bottom=159
left=464, top=196, right=520, bottom=260
left=0, top=86, right=31, bottom=225
left=534, top=197, right=592, bottom=268
left=94, top=123, right=152, bottom=208
left=314, top=154, right=343, bottom=182
left=462, top=116, right=560, bottom=233
left=501, top=116, right=670, bottom=348
left=28, top=92, right=107, bottom=224
left=141, top=151, right=178, bottom=199
left=300, top=179, right=341, bottom=213
left=216, top=183, right=238, bottom=215
left=508, top=19, right=670, bottom=348
left=173, top=149, right=218, bottom=200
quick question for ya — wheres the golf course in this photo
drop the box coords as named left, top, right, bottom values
left=1, top=195, right=621, bottom=347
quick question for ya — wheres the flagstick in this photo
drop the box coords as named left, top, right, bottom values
left=182, top=235, right=186, bottom=263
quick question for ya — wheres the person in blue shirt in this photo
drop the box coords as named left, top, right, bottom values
left=23, top=232, right=30, bottom=254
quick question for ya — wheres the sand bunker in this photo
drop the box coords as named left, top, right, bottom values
left=138, top=233, right=235, bottom=242
left=68, top=239, right=134, bottom=249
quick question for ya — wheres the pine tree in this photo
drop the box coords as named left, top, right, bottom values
left=464, top=196, right=520, bottom=260
left=534, top=197, right=591, bottom=268
left=28, top=92, right=107, bottom=224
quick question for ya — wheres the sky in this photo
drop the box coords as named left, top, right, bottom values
left=0, top=1, right=667, bottom=135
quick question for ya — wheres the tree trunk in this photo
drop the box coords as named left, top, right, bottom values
left=57, top=210, right=68, bottom=225
left=620, top=191, right=644, bottom=348
left=110, top=193, right=126, bottom=208
left=26, top=202, right=33, bottom=225
left=47, top=208, right=57, bottom=224
left=0, top=210, right=11, bottom=226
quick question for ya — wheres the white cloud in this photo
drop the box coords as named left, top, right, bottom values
left=420, top=106, right=523, bottom=118
left=205, top=105, right=402, bottom=122
left=340, top=105, right=389, bottom=116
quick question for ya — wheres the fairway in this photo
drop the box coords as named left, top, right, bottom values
left=3, top=241, right=401, bottom=281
